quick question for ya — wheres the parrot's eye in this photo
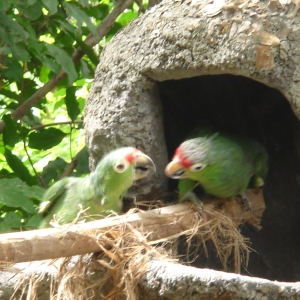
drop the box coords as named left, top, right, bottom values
left=189, top=163, right=206, bottom=172
left=113, top=160, right=130, bottom=173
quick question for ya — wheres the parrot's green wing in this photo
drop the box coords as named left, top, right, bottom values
left=178, top=178, right=198, bottom=199
left=38, top=177, right=70, bottom=214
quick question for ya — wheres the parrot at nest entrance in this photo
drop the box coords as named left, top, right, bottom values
left=165, top=131, right=268, bottom=210
left=38, top=147, right=156, bottom=228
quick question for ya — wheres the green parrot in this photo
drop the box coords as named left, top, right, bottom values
left=38, top=147, right=156, bottom=228
left=165, top=132, right=268, bottom=207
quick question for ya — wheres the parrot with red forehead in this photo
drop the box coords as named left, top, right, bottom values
left=165, top=132, right=268, bottom=206
left=38, top=147, right=156, bottom=228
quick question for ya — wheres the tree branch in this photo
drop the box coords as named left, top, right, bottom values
left=0, top=203, right=197, bottom=263
left=0, top=190, right=264, bottom=264
left=0, top=0, right=136, bottom=133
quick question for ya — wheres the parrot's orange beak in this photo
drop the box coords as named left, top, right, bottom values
left=165, top=158, right=188, bottom=179
left=133, top=152, right=156, bottom=180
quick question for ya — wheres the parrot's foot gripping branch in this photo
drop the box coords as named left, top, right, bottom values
left=179, top=191, right=204, bottom=214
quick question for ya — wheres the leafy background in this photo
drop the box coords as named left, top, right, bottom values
left=0, top=0, right=150, bottom=232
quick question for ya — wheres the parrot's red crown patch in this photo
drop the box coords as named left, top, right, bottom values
left=174, top=147, right=193, bottom=168
left=125, top=148, right=140, bottom=164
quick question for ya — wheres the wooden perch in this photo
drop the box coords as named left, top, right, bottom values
left=0, top=190, right=264, bottom=264
left=0, top=204, right=197, bottom=263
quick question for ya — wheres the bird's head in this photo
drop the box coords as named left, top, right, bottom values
left=165, top=138, right=209, bottom=179
left=103, top=147, right=156, bottom=181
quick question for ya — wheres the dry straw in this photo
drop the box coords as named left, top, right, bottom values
left=10, top=189, right=265, bottom=299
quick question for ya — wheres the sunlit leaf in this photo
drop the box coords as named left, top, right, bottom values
left=0, top=178, right=36, bottom=213
left=117, top=11, right=138, bottom=27
left=41, top=0, right=58, bottom=15
left=63, top=2, right=98, bottom=37
left=28, top=128, right=67, bottom=150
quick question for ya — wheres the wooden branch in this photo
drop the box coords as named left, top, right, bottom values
left=0, top=0, right=135, bottom=133
left=0, top=204, right=197, bottom=263
left=138, top=260, right=300, bottom=299
left=0, top=189, right=264, bottom=264
left=1, top=258, right=300, bottom=300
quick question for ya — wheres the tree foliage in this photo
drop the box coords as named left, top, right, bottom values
left=0, top=0, right=146, bottom=232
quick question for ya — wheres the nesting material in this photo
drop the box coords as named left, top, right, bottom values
left=3, top=189, right=265, bottom=300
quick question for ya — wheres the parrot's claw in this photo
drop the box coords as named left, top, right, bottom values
left=179, top=191, right=204, bottom=215
left=239, top=192, right=252, bottom=211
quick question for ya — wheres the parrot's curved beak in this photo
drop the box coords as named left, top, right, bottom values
left=133, top=153, right=156, bottom=180
left=165, top=159, right=188, bottom=179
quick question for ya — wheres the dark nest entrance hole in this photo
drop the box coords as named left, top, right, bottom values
left=158, top=74, right=300, bottom=282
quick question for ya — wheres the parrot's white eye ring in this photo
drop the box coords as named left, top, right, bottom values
left=113, top=160, right=130, bottom=173
left=189, top=163, right=206, bottom=172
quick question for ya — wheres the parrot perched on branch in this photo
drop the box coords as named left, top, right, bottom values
left=38, top=147, right=156, bottom=228
left=165, top=132, right=268, bottom=208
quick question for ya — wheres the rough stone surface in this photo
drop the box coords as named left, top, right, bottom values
left=85, top=0, right=300, bottom=282
left=85, top=0, right=300, bottom=197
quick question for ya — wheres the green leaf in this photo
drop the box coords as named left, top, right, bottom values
left=0, top=12, right=28, bottom=42
left=4, top=149, right=36, bottom=185
left=20, top=1, right=43, bottom=20
left=41, top=0, right=58, bottom=15
left=39, top=65, right=51, bottom=83
left=27, top=0, right=37, bottom=5
left=75, top=38, right=99, bottom=65
left=3, top=212, right=22, bottom=228
left=2, top=114, right=20, bottom=147
left=0, top=2, right=11, bottom=12
left=28, top=128, right=67, bottom=150
left=18, top=181, right=45, bottom=201
left=80, top=59, right=92, bottom=78
left=65, top=86, right=80, bottom=121
left=0, top=222, right=11, bottom=233
left=41, top=157, right=68, bottom=185
left=45, top=44, right=77, bottom=85
left=0, top=25, right=25, bottom=60
left=0, top=178, right=36, bottom=213
left=25, top=214, right=43, bottom=229
left=117, top=11, right=138, bottom=27
left=74, top=147, right=89, bottom=175
left=63, top=2, right=98, bottom=37
left=78, top=0, right=90, bottom=7
left=1, top=59, right=22, bottom=82
left=0, top=89, right=19, bottom=101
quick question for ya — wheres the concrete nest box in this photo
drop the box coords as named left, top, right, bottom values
left=85, top=0, right=300, bottom=280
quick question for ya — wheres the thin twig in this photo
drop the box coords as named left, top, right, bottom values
left=23, top=139, right=47, bottom=188
left=30, top=120, right=83, bottom=131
